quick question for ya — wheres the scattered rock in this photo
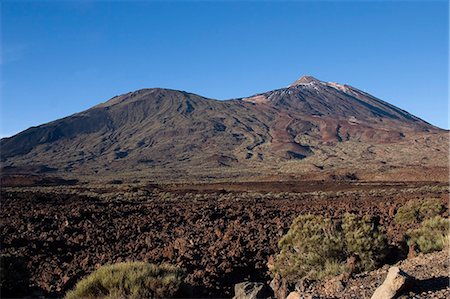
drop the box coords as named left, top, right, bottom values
left=294, top=277, right=310, bottom=293
left=371, top=267, right=413, bottom=299
left=233, top=282, right=269, bottom=299
left=323, top=274, right=345, bottom=296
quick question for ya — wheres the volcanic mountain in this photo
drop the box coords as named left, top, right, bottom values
left=1, top=76, right=447, bottom=182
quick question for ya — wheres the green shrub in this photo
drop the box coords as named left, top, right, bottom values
left=273, top=215, right=345, bottom=281
left=65, top=262, right=182, bottom=299
left=272, top=214, right=387, bottom=282
left=342, top=214, right=388, bottom=272
left=395, top=198, right=444, bottom=225
left=406, top=216, right=449, bottom=254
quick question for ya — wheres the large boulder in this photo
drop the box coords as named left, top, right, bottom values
left=233, top=282, right=271, bottom=299
left=371, top=267, right=413, bottom=299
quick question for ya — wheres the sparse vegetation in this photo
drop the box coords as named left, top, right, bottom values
left=394, top=198, right=444, bottom=225
left=330, top=172, right=359, bottom=181
left=65, top=262, right=182, bottom=299
left=272, top=214, right=388, bottom=282
left=406, top=216, right=449, bottom=254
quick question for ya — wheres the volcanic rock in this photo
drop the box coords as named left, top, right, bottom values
left=371, top=266, right=413, bottom=299
left=233, top=282, right=270, bottom=299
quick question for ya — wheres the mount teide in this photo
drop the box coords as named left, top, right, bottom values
left=1, top=76, right=447, bottom=182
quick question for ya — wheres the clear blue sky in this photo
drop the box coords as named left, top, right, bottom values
left=1, top=1, right=448, bottom=137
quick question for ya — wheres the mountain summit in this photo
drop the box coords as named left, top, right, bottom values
left=1, top=76, right=446, bottom=182
left=289, top=75, right=321, bottom=86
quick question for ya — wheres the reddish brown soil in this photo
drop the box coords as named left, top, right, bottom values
left=0, top=182, right=448, bottom=298
left=270, top=112, right=293, bottom=150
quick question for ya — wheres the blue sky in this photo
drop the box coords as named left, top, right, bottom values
left=1, top=1, right=448, bottom=137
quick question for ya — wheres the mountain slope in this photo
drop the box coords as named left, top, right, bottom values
left=1, top=76, right=447, bottom=182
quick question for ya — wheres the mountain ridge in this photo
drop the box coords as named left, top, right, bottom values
left=1, top=76, right=447, bottom=182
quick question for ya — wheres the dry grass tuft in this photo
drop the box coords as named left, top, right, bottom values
left=65, top=262, right=182, bottom=299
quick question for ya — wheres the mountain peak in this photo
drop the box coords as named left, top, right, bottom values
left=289, top=75, right=322, bottom=87
left=0, top=76, right=440, bottom=182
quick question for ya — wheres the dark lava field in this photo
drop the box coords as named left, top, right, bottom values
left=0, top=181, right=448, bottom=298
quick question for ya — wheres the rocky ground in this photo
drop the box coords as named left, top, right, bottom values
left=0, top=181, right=448, bottom=298
left=301, top=250, right=449, bottom=299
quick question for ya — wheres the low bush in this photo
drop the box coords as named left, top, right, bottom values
left=406, top=216, right=449, bottom=254
left=273, top=215, right=345, bottom=281
left=65, top=262, right=182, bottom=299
left=272, top=214, right=388, bottom=282
left=394, top=198, right=444, bottom=225
left=342, top=214, right=388, bottom=272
